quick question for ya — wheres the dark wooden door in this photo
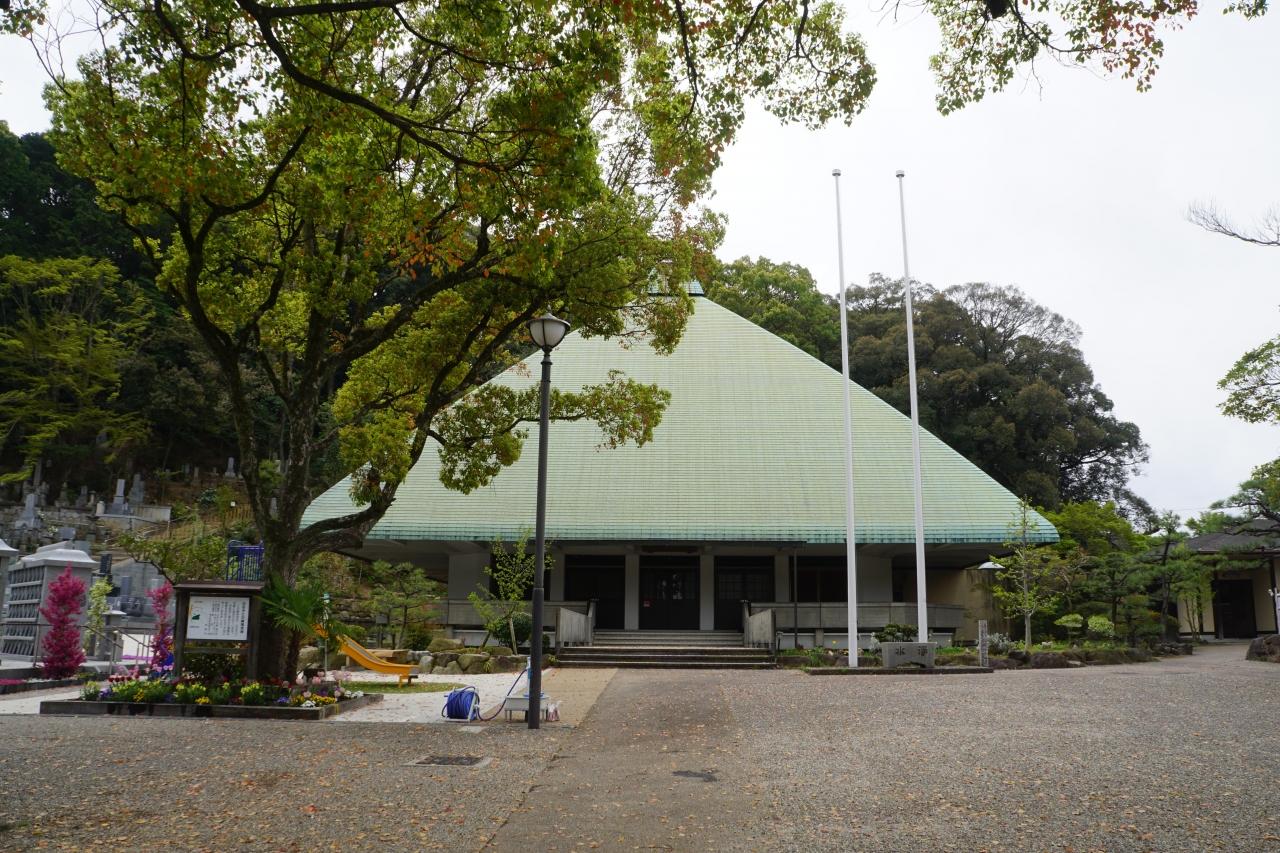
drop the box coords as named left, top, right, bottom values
left=564, top=555, right=626, bottom=630
left=1213, top=579, right=1256, bottom=638
left=639, top=556, right=700, bottom=630
left=714, top=556, right=775, bottom=630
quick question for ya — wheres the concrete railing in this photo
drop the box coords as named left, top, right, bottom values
left=744, top=604, right=776, bottom=651
left=442, top=599, right=592, bottom=629
left=750, top=602, right=966, bottom=631
left=556, top=600, right=596, bottom=650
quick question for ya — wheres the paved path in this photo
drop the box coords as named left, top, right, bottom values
left=0, top=645, right=1276, bottom=851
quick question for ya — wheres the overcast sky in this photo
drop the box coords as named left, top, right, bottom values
left=2, top=5, right=1277, bottom=521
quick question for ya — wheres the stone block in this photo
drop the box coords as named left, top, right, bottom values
left=1246, top=635, right=1280, bottom=663
left=428, top=637, right=464, bottom=653
left=1029, top=651, right=1070, bottom=669
left=444, top=661, right=463, bottom=675
left=418, top=653, right=434, bottom=670
left=459, top=653, right=491, bottom=672
left=881, top=642, right=936, bottom=669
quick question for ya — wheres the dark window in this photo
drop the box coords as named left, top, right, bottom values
left=892, top=567, right=917, bottom=603
left=795, top=556, right=847, bottom=602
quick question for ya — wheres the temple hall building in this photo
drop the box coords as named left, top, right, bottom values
left=303, top=290, right=1058, bottom=649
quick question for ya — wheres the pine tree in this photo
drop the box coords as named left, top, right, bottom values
left=39, top=566, right=86, bottom=678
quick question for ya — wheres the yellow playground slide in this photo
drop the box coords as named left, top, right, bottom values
left=316, top=628, right=419, bottom=684
left=340, top=637, right=419, bottom=684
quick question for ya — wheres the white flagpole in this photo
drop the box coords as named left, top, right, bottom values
left=896, top=170, right=929, bottom=644
left=833, top=169, right=859, bottom=667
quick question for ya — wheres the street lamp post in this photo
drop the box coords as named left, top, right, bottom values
left=527, top=312, right=570, bottom=730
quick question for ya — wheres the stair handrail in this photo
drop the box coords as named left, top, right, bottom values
left=586, top=599, right=597, bottom=647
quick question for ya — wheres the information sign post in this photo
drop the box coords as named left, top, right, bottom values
left=172, top=581, right=265, bottom=680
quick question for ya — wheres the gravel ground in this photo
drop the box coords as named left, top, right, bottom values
left=332, top=671, right=537, bottom=724
left=489, top=643, right=1280, bottom=852
left=0, top=644, right=1275, bottom=852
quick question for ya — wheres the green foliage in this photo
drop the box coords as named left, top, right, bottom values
left=707, top=257, right=840, bottom=364
left=84, top=577, right=112, bottom=653
left=1214, top=458, right=1280, bottom=527
left=992, top=501, right=1062, bottom=649
left=485, top=612, right=533, bottom=650
left=1219, top=334, right=1280, bottom=425
left=1086, top=615, right=1115, bottom=640
left=117, top=530, right=229, bottom=583
left=470, top=534, right=551, bottom=647
left=874, top=624, right=917, bottom=643
left=183, top=651, right=245, bottom=683
left=0, top=255, right=150, bottom=482
left=361, top=561, right=442, bottom=649
left=261, top=575, right=351, bottom=646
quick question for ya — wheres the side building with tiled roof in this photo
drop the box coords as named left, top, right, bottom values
left=303, top=293, right=1058, bottom=648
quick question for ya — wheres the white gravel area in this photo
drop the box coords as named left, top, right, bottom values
left=0, top=686, right=80, bottom=714
left=331, top=669, right=536, bottom=724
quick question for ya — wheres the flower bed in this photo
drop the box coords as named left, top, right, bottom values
left=39, top=673, right=382, bottom=720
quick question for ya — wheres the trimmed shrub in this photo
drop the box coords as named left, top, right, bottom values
left=39, top=567, right=87, bottom=678
left=874, top=624, right=916, bottom=643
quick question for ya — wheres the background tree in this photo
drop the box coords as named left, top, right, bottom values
left=1046, top=500, right=1147, bottom=632
left=1218, top=332, right=1280, bottom=427
left=364, top=561, right=442, bottom=649
left=83, top=575, right=111, bottom=655
left=1214, top=458, right=1280, bottom=527
left=845, top=279, right=1149, bottom=514
left=1144, top=511, right=1187, bottom=640
left=992, top=501, right=1062, bottom=649
left=706, top=257, right=840, bottom=363
left=0, top=254, right=150, bottom=488
left=470, top=535, right=555, bottom=650
left=0, top=124, right=261, bottom=486
left=1189, top=203, right=1280, bottom=249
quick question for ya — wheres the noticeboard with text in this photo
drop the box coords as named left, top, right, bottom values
left=187, top=595, right=251, bottom=641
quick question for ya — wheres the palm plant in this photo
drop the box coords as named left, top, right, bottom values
left=261, top=576, right=351, bottom=675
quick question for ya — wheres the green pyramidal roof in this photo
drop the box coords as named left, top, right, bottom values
left=303, top=298, right=1057, bottom=546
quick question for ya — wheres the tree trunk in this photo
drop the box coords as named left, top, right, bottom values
left=1024, top=612, right=1032, bottom=651
left=1159, top=578, right=1171, bottom=641
left=255, top=536, right=305, bottom=681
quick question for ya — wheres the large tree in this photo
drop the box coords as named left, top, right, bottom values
left=9, top=0, right=885, bottom=678
left=849, top=279, right=1148, bottom=513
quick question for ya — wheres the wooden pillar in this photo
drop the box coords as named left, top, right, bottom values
left=172, top=587, right=190, bottom=678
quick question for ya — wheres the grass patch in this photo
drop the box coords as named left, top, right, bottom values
left=346, top=681, right=464, bottom=694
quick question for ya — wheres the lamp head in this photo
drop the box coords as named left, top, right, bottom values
left=895, top=170, right=905, bottom=178
left=528, top=313, right=570, bottom=350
